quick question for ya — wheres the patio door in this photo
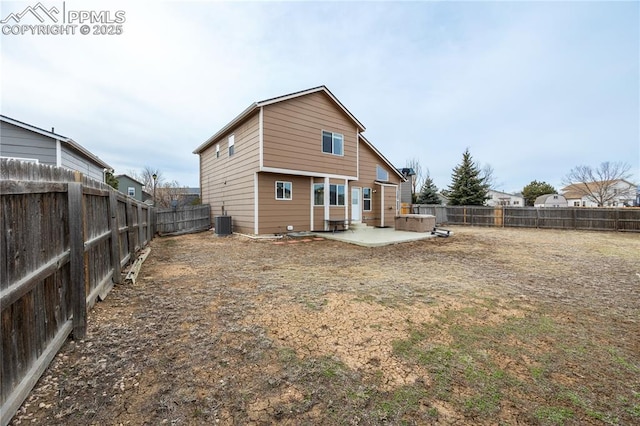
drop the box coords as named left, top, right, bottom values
left=351, top=187, right=361, bottom=222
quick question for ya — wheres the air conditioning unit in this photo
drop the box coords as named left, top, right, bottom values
left=214, top=215, right=232, bottom=235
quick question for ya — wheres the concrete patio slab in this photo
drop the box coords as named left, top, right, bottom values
left=312, top=227, right=436, bottom=247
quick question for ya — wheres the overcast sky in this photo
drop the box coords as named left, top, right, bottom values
left=2, top=0, right=638, bottom=192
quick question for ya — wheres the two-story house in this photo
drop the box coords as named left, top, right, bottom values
left=485, top=189, right=524, bottom=207
left=115, top=174, right=145, bottom=201
left=562, top=180, right=637, bottom=207
left=0, top=115, right=111, bottom=182
left=193, top=86, right=404, bottom=235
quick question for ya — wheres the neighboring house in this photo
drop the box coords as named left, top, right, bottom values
left=398, top=168, right=416, bottom=204
left=562, top=180, right=637, bottom=207
left=115, top=174, right=144, bottom=201
left=193, top=86, right=405, bottom=235
left=485, top=190, right=524, bottom=207
left=534, top=194, right=568, bottom=208
left=0, top=115, right=110, bottom=182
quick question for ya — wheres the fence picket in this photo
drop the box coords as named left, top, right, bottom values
left=1, top=159, right=153, bottom=426
left=413, top=204, right=639, bottom=232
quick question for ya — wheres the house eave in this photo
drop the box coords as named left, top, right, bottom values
left=193, top=85, right=368, bottom=156
left=359, top=134, right=405, bottom=182
left=193, top=102, right=259, bottom=154
left=1, top=114, right=111, bottom=170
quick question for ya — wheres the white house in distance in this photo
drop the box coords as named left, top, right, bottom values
left=534, top=194, right=568, bottom=208
left=0, top=115, right=110, bottom=182
left=562, top=180, right=637, bottom=207
left=485, top=189, right=524, bottom=207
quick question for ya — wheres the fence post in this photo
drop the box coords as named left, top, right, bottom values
left=126, top=198, right=135, bottom=258
left=68, top=182, right=86, bottom=339
left=137, top=203, right=144, bottom=247
left=109, top=191, right=122, bottom=284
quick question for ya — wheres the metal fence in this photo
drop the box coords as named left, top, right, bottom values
left=1, top=159, right=153, bottom=426
left=155, top=204, right=211, bottom=236
left=412, top=205, right=640, bottom=232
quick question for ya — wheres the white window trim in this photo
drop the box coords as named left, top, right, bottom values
left=363, top=187, right=372, bottom=211
left=228, top=134, right=235, bottom=156
left=216, top=143, right=220, bottom=158
left=275, top=181, right=292, bottom=200
left=329, top=183, right=346, bottom=206
left=127, top=187, right=135, bottom=197
left=376, top=165, right=389, bottom=182
left=321, top=130, right=344, bottom=156
left=313, top=183, right=324, bottom=206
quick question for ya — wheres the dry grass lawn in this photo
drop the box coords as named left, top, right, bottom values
left=10, top=226, right=640, bottom=425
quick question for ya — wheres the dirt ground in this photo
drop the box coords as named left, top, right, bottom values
left=9, top=226, right=640, bottom=425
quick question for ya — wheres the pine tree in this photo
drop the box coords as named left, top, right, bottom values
left=417, top=174, right=441, bottom=204
left=445, top=149, right=488, bottom=205
left=521, top=180, right=557, bottom=206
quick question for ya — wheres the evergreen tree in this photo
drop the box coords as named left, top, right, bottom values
left=445, top=149, right=488, bottom=205
left=521, top=180, right=557, bottom=206
left=417, top=174, right=441, bottom=204
left=105, top=170, right=118, bottom=190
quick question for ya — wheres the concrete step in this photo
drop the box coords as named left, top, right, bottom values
left=348, top=221, right=371, bottom=231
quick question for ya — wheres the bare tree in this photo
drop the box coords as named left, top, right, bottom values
left=562, top=161, right=634, bottom=206
left=405, top=157, right=425, bottom=197
left=481, top=163, right=500, bottom=190
left=136, top=166, right=164, bottom=192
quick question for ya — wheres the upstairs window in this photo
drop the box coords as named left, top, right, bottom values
left=276, top=181, right=292, bottom=200
left=322, top=131, right=343, bottom=156
left=127, top=187, right=135, bottom=197
left=228, top=135, right=235, bottom=156
left=376, top=165, right=389, bottom=181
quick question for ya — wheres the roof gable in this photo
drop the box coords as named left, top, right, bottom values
left=359, top=134, right=405, bottom=182
left=115, top=174, right=144, bottom=186
left=193, top=86, right=365, bottom=154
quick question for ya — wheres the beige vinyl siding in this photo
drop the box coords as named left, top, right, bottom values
left=258, top=173, right=311, bottom=234
left=382, top=186, right=398, bottom=227
left=350, top=140, right=401, bottom=227
left=199, top=112, right=260, bottom=234
left=262, top=91, right=358, bottom=177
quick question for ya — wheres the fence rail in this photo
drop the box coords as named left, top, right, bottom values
left=412, top=205, right=640, bottom=232
left=156, top=204, right=210, bottom=236
left=1, top=159, right=153, bottom=426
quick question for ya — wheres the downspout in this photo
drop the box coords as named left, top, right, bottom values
left=344, top=179, right=349, bottom=223
left=254, top=173, right=259, bottom=234
left=56, top=139, right=62, bottom=166
left=324, top=177, right=330, bottom=230
left=310, top=177, right=314, bottom=231
left=380, top=185, right=385, bottom=227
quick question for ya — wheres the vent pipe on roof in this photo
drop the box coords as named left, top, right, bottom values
left=51, top=127, right=54, bottom=133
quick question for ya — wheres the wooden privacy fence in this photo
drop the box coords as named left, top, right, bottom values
left=156, top=204, right=211, bottom=236
left=0, top=159, right=153, bottom=426
left=412, top=205, right=640, bottom=232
